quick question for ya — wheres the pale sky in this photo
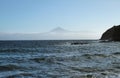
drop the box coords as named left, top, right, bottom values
left=0, top=0, right=120, bottom=40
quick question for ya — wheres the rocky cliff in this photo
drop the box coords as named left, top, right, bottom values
left=101, top=25, right=120, bottom=41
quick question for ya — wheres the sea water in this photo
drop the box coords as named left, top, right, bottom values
left=0, top=40, right=120, bottom=78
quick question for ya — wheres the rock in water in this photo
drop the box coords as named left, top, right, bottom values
left=101, top=25, right=120, bottom=41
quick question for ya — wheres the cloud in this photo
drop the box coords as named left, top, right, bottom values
left=0, top=27, right=100, bottom=40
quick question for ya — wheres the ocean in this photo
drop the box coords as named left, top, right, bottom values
left=0, top=40, right=120, bottom=78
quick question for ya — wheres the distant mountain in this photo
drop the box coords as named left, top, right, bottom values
left=50, top=27, right=69, bottom=33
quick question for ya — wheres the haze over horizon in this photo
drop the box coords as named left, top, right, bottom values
left=0, top=0, right=120, bottom=40
left=0, top=27, right=99, bottom=40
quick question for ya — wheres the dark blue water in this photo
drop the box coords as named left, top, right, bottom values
left=0, top=40, right=120, bottom=78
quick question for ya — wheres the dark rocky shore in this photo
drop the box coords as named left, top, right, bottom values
left=101, top=25, right=120, bottom=41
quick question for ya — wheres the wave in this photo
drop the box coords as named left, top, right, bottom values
left=0, top=64, right=26, bottom=71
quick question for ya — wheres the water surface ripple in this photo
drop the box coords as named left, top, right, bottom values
left=0, top=40, right=120, bottom=78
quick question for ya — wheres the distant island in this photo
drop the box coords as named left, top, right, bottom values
left=100, top=25, right=120, bottom=41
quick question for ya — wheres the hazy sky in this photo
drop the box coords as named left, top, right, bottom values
left=0, top=0, right=120, bottom=39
